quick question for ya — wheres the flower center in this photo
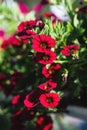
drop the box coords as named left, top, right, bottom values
left=44, top=85, right=49, bottom=90
left=49, top=69, right=54, bottom=74
left=43, top=55, right=49, bottom=60
left=41, top=42, right=47, bottom=48
left=46, top=97, right=53, bottom=103
left=30, top=111, right=35, bottom=115
left=69, top=48, right=75, bottom=54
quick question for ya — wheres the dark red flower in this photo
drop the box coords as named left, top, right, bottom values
left=36, top=115, right=53, bottom=130
left=61, top=44, right=79, bottom=56
left=43, top=12, right=55, bottom=18
left=41, top=0, right=50, bottom=5
left=42, top=63, right=61, bottom=78
left=11, top=108, right=37, bottom=124
left=18, top=20, right=36, bottom=31
left=43, top=12, right=57, bottom=23
left=77, top=6, right=87, bottom=13
left=33, top=51, right=56, bottom=64
left=18, top=3, right=29, bottom=14
left=39, top=92, right=60, bottom=108
left=38, top=22, right=45, bottom=30
left=24, top=89, right=43, bottom=108
left=17, top=29, right=36, bottom=39
left=38, top=79, right=57, bottom=91
left=21, top=108, right=37, bottom=121
left=32, top=34, right=56, bottom=52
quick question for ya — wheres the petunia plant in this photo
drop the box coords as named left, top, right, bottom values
left=0, top=0, right=87, bottom=130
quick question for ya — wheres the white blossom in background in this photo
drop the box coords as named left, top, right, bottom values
left=50, top=4, right=71, bottom=22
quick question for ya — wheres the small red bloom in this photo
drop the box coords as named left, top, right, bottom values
left=61, top=44, right=79, bottom=56
left=33, top=51, right=56, bottom=64
left=36, top=115, right=53, bottom=130
left=39, top=92, right=60, bottom=108
left=11, top=95, right=20, bottom=105
left=24, top=89, right=43, bottom=108
left=11, top=94, right=25, bottom=105
left=32, top=34, right=56, bottom=52
left=42, top=63, right=61, bottom=78
left=18, top=20, right=36, bottom=31
left=38, top=79, right=57, bottom=91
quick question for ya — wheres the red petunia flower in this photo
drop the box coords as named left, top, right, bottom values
left=32, top=34, right=56, bottom=52
left=18, top=20, right=36, bottom=31
left=24, top=89, right=43, bottom=108
left=61, top=44, right=79, bottom=56
left=38, top=79, right=57, bottom=91
left=36, top=115, right=53, bottom=130
left=42, top=63, right=61, bottom=78
left=33, top=51, right=56, bottom=64
left=39, top=92, right=60, bottom=108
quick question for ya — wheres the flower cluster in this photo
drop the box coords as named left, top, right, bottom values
left=0, top=0, right=87, bottom=129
